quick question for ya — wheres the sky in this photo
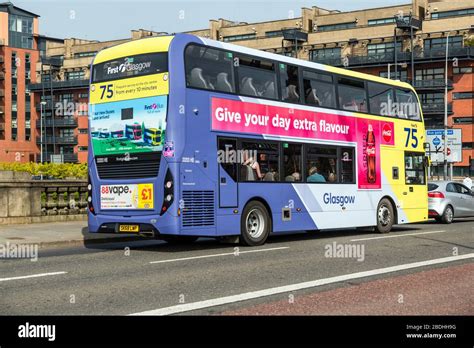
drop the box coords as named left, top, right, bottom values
left=13, top=0, right=410, bottom=41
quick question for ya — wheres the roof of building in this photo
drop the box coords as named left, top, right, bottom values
left=0, top=1, right=40, bottom=17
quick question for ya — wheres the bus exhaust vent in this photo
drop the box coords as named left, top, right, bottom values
left=95, top=154, right=160, bottom=180
left=182, top=191, right=215, bottom=227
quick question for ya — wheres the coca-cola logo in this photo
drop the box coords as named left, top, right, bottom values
left=382, top=123, right=393, bottom=143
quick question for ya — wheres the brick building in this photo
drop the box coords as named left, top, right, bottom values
left=0, top=2, right=40, bottom=162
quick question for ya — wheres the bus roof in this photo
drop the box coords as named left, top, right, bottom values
left=93, top=35, right=174, bottom=64
left=193, top=34, right=416, bottom=93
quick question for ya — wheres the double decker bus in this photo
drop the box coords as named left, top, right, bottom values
left=88, top=34, right=428, bottom=246
left=144, top=128, right=162, bottom=146
left=125, top=124, right=142, bottom=140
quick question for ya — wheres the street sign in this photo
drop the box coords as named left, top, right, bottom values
left=426, top=129, right=462, bottom=163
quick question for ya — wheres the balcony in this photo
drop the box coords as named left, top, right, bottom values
left=36, top=118, right=78, bottom=128
left=29, top=79, right=89, bottom=92
left=318, top=47, right=474, bottom=68
left=37, top=153, right=78, bottom=163
left=413, top=79, right=453, bottom=91
left=41, top=56, right=63, bottom=67
left=37, top=136, right=78, bottom=145
left=421, top=102, right=453, bottom=115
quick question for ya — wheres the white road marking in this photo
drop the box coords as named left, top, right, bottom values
left=0, top=271, right=67, bottom=282
left=350, top=230, right=447, bottom=242
left=132, top=253, right=474, bottom=315
left=149, top=246, right=289, bottom=264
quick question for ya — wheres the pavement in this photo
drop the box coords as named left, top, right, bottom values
left=0, top=220, right=143, bottom=247
left=0, top=218, right=472, bottom=315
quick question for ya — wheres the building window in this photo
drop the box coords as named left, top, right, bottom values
left=367, top=42, right=402, bottom=56
left=453, top=67, right=473, bottom=74
left=20, top=37, right=33, bottom=49
left=223, top=33, right=256, bottom=42
left=11, top=127, right=18, bottom=141
left=415, top=68, right=445, bottom=81
left=379, top=70, right=408, bottom=81
left=78, top=93, right=89, bottom=98
left=462, top=142, right=474, bottom=150
left=424, top=36, right=463, bottom=51
left=65, top=71, right=85, bottom=80
left=317, top=22, right=356, bottom=32
left=431, top=8, right=474, bottom=19
left=8, top=15, right=33, bottom=34
left=309, top=47, right=341, bottom=62
left=78, top=146, right=88, bottom=151
left=265, top=30, right=283, bottom=38
left=368, top=17, right=410, bottom=26
left=453, top=117, right=473, bottom=124
left=453, top=92, right=474, bottom=100
left=73, top=51, right=97, bottom=58
left=420, top=92, right=444, bottom=104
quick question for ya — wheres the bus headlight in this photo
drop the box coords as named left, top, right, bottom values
left=165, top=181, right=173, bottom=189
left=87, top=175, right=95, bottom=215
left=165, top=194, right=173, bottom=202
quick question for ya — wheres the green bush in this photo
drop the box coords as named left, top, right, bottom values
left=0, top=162, right=87, bottom=179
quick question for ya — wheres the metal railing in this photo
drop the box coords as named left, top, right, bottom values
left=29, top=79, right=89, bottom=92
left=36, top=136, right=78, bottom=145
left=421, top=102, right=453, bottom=114
left=36, top=118, right=78, bottom=128
left=412, top=78, right=453, bottom=89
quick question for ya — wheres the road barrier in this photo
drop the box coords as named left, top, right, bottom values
left=0, top=171, right=87, bottom=224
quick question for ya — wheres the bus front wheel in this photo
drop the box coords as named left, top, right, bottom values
left=241, top=201, right=271, bottom=246
left=375, top=198, right=394, bottom=234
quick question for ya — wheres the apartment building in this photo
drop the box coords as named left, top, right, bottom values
left=0, top=2, right=40, bottom=162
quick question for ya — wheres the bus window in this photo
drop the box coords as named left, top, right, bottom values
left=340, top=147, right=355, bottom=184
left=306, top=145, right=337, bottom=183
left=218, top=138, right=238, bottom=181
left=337, top=77, right=367, bottom=113
left=240, top=141, right=279, bottom=181
left=279, top=64, right=300, bottom=103
left=236, top=56, right=277, bottom=100
left=185, top=45, right=234, bottom=93
left=368, top=82, right=394, bottom=116
left=302, top=70, right=335, bottom=108
left=396, top=89, right=421, bottom=121
left=405, top=152, right=425, bottom=184
left=283, top=143, right=302, bottom=182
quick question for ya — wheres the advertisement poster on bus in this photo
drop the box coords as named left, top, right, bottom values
left=89, top=95, right=167, bottom=156
left=211, top=97, right=395, bottom=190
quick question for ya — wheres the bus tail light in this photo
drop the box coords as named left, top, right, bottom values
left=428, top=191, right=445, bottom=199
left=87, top=175, right=96, bottom=215
left=160, top=169, right=174, bottom=216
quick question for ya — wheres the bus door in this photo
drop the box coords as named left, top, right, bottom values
left=218, top=138, right=238, bottom=208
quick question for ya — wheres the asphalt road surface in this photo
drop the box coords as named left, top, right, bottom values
left=1, top=219, right=473, bottom=315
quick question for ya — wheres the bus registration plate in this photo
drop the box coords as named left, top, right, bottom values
left=119, top=225, right=139, bottom=233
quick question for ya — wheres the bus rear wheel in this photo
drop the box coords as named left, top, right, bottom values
left=375, top=198, right=394, bottom=234
left=241, top=201, right=271, bottom=246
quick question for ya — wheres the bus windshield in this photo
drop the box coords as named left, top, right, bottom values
left=89, top=52, right=169, bottom=157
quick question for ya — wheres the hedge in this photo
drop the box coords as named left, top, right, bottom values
left=0, top=162, right=88, bottom=179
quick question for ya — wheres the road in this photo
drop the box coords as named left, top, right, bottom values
left=0, top=219, right=473, bottom=315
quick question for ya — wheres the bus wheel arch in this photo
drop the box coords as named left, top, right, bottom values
left=375, top=197, right=396, bottom=234
left=381, top=195, right=398, bottom=225
left=240, top=198, right=273, bottom=246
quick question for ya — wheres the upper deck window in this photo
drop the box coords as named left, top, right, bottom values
left=92, top=52, right=168, bottom=83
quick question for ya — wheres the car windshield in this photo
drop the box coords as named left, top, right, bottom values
left=428, top=183, right=439, bottom=191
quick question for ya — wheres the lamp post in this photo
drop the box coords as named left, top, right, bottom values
left=40, top=100, right=47, bottom=163
left=443, top=32, right=450, bottom=180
